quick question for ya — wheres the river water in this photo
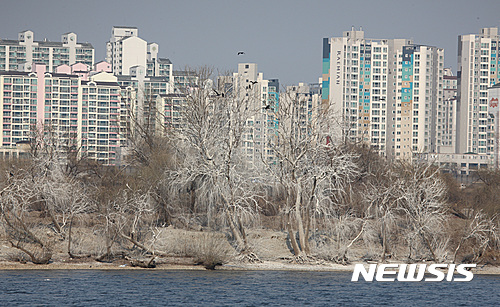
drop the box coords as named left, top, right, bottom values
left=0, top=270, right=498, bottom=306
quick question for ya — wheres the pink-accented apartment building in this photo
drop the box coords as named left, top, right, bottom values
left=0, top=63, right=124, bottom=165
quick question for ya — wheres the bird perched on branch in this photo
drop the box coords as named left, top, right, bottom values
left=213, top=89, right=225, bottom=97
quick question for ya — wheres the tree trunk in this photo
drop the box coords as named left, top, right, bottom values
left=47, top=206, right=63, bottom=235
left=67, top=216, right=74, bottom=258
left=9, top=240, right=51, bottom=264
left=295, top=185, right=307, bottom=255
left=237, top=215, right=248, bottom=247
left=453, top=238, right=465, bottom=263
left=287, top=221, right=301, bottom=256
left=420, top=232, right=436, bottom=261
left=408, top=240, right=413, bottom=260
left=120, top=232, right=167, bottom=257
left=226, top=211, right=246, bottom=251
left=343, top=222, right=365, bottom=260
left=3, top=213, right=45, bottom=247
left=382, top=220, right=387, bottom=262
left=96, top=224, right=117, bottom=262
left=303, top=209, right=311, bottom=254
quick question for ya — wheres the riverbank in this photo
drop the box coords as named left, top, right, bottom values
left=1, top=226, right=500, bottom=274
left=1, top=259, right=499, bottom=275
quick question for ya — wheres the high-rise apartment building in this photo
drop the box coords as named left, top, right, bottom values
left=457, top=27, right=500, bottom=154
left=285, top=82, right=322, bottom=140
left=322, top=27, right=444, bottom=159
left=106, top=26, right=147, bottom=76
left=80, top=72, right=122, bottom=164
left=0, top=30, right=94, bottom=72
left=230, top=63, right=279, bottom=164
left=0, top=26, right=189, bottom=165
left=106, top=26, right=172, bottom=78
left=437, top=68, right=457, bottom=153
left=0, top=64, right=126, bottom=165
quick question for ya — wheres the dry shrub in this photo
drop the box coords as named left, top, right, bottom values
left=168, top=231, right=234, bottom=269
left=70, top=227, right=106, bottom=256
left=479, top=249, right=500, bottom=265
left=244, top=230, right=289, bottom=260
left=160, top=229, right=196, bottom=256
left=4, top=251, right=30, bottom=263
left=188, top=233, right=233, bottom=269
left=311, top=240, right=337, bottom=262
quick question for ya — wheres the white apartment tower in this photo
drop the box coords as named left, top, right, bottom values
left=393, top=44, right=445, bottom=159
left=0, top=30, right=94, bottom=72
left=438, top=68, right=457, bottom=153
left=322, top=27, right=444, bottom=159
left=106, top=26, right=172, bottom=78
left=231, top=63, right=279, bottom=165
left=106, top=26, right=147, bottom=76
left=285, top=82, right=322, bottom=140
left=0, top=65, right=125, bottom=165
left=457, top=27, right=500, bottom=154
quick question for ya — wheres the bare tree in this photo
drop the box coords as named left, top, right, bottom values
left=265, top=87, right=359, bottom=260
left=166, top=67, right=264, bottom=261
left=395, top=162, right=449, bottom=261
left=453, top=210, right=499, bottom=263
left=363, top=161, right=449, bottom=262
left=363, top=168, right=399, bottom=262
left=0, top=125, right=98, bottom=263
left=0, top=170, right=53, bottom=264
left=35, top=158, right=95, bottom=258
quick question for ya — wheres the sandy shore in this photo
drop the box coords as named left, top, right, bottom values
left=1, top=260, right=499, bottom=275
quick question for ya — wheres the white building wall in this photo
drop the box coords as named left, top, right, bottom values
left=328, top=37, right=346, bottom=142
left=232, top=63, right=278, bottom=165
left=119, top=36, right=147, bottom=76
left=324, top=29, right=444, bottom=160
left=457, top=28, right=500, bottom=154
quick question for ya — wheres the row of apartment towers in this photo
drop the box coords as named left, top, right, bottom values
left=322, top=26, right=500, bottom=170
left=0, top=26, right=280, bottom=165
left=0, top=25, right=499, bottom=167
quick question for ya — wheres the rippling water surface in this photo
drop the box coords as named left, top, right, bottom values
left=0, top=270, right=498, bottom=306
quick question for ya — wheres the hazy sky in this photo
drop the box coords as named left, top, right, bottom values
left=1, top=0, right=499, bottom=85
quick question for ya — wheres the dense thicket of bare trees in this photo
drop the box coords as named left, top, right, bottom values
left=0, top=69, right=499, bottom=267
left=264, top=89, right=360, bottom=261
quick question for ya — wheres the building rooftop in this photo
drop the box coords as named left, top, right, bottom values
left=158, top=58, right=172, bottom=64
left=0, top=39, right=23, bottom=45
left=82, top=80, right=120, bottom=87
left=147, top=76, right=169, bottom=81
left=173, top=70, right=196, bottom=76
left=49, top=72, right=80, bottom=78
left=0, top=38, right=93, bottom=48
left=113, top=26, right=138, bottom=29
left=0, top=71, right=30, bottom=76
left=117, top=75, right=133, bottom=81
left=158, top=93, right=186, bottom=98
